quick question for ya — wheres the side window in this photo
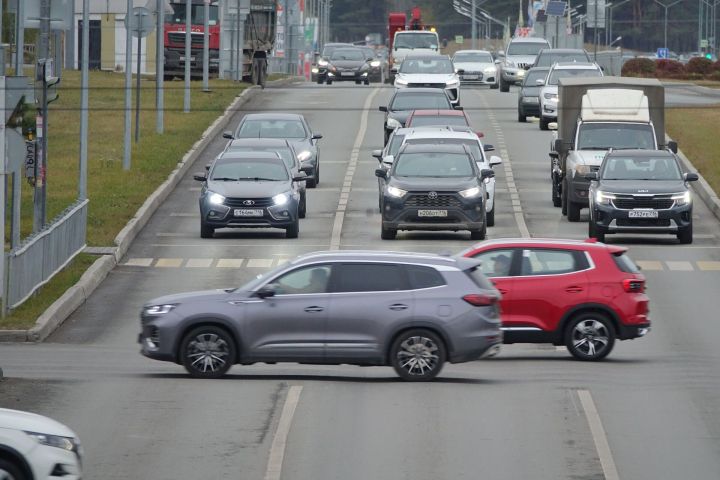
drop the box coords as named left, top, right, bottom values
left=331, top=263, right=410, bottom=293
left=521, top=249, right=579, bottom=276
left=273, top=265, right=332, bottom=295
left=470, top=249, right=516, bottom=278
left=405, top=265, right=446, bottom=289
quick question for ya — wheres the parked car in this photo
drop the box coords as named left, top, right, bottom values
left=532, top=48, right=591, bottom=67
left=0, top=408, right=83, bottom=480
left=394, top=54, right=461, bottom=106
left=139, top=250, right=503, bottom=381
left=379, top=88, right=453, bottom=144
left=325, top=47, right=372, bottom=85
left=375, top=143, right=494, bottom=240
left=460, top=238, right=650, bottom=361
left=538, top=62, right=603, bottom=130
left=193, top=151, right=306, bottom=238
left=517, top=66, right=550, bottom=122
left=498, top=36, right=550, bottom=92
left=225, top=113, right=322, bottom=188
left=587, top=149, right=699, bottom=243
left=451, top=50, right=499, bottom=87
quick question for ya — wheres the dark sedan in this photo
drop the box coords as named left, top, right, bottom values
left=224, top=113, right=323, bottom=188
left=312, top=42, right=353, bottom=83
left=325, top=48, right=372, bottom=85
left=517, top=66, right=550, bottom=122
left=379, top=88, right=454, bottom=144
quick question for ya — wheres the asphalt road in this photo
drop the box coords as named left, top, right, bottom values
left=2, top=80, right=720, bottom=480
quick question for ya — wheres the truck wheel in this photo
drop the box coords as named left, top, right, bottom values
left=567, top=200, right=581, bottom=222
left=381, top=226, right=397, bottom=240
left=490, top=81, right=499, bottom=89
left=200, top=221, right=215, bottom=239
left=678, top=224, right=693, bottom=244
left=326, top=79, right=333, bottom=85
left=500, top=78, right=509, bottom=92
left=518, top=111, right=526, bottom=123
left=316, top=77, right=323, bottom=84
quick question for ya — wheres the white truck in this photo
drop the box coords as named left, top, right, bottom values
left=389, top=30, right=440, bottom=82
left=549, top=77, right=677, bottom=221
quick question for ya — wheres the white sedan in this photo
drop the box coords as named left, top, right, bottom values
left=452, top=50, right=499, bottom=88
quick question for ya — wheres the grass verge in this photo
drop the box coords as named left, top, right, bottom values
left=667, top=107, right=720, bottom=194
left=2, top=71, right=245, bottom=330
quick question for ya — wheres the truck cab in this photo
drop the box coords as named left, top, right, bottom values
left=390, top=30, right=440, bottom=79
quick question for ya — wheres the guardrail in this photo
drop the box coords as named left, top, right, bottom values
left=6, top=199, right=89, bottom=310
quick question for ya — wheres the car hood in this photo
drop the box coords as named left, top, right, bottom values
left=330, top=60, right=367, bottom=70
left=0, top=408, right=78, bottom=438
left=598, top=180, right=687, bottom=194
left=397, top=73, right=456, bottom=83
left=454, top=62, right=495, bottom=71
left=520, top=86, right=541, bottom=96
left=571, top=150, right=610, bottom=166
left=389, top=176, right=478, bottom=191
left=206, top=180, right=291, bottom=198
left=288, top=139, right=315, bottom=155
left=145, top=289, right=234, bottom=307
left=387, top=110, right=412, bottom=125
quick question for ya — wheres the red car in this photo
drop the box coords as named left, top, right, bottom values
left=460, top=238, right=649, bottom=360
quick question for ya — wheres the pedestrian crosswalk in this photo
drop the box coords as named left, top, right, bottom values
left=635, top=260, right=720, bottom=271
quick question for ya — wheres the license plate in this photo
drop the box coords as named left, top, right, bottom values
left=628, top=210, right=659, bottom=218
left=463, top=75, right=479, bottom=80
left=418, top=210, right=448, bottom=217
left=234, top=208, right=263, bottom=217
left=341, top=72, right=355, bottom=76
left=179, top=56, right=196, bottom=61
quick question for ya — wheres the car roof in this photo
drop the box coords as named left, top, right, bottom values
left=462, top=237, right=627, bottom=254
left=404, top=130, right=479, bottom=141
left=510, top=37, right=550, bottom=43
left=228, top=138, right=291, bottom=147
left=403, top=54, right=448, bottom=60
left=292, top=250, right=478, bottom=270
left=241, top=113, right=305, bottom=121
left=551, top=62, right=600, bottom=70
left=410, top=109, right=465, bottom=116
left=399, top=143, right=470, bottom=154
left=454, top=50, right=492, bottom=55
left=604, top=149, right=675, bottom=158
left=218, top=151, right=282, bottom=160
left=527, top=66, right=551, bottom=72
left=539, top=48, right=587, bottom=54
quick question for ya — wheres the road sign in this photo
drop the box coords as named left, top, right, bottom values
left=455, top=35, right=464, bottom=44
left=536, top=9, right=548, bottom=22
left=587, top=0, right=607, bottom=28
left=546, top=1, right=567, bottom=17
left=125, top=7, right=156, bottom=38
left=701, top=39, right=709, bottom=48
left=8, top=0, right=73, bottom=30
left=25, top=141, right=37, bottom=180
left=657, top=48, right=669, bottom=59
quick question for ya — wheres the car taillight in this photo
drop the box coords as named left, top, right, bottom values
left=463, top=293, right=498, bottom=306
left=622, top=278, right=645, bottom=293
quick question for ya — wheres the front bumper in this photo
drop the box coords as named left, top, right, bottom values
left=542, top=99, right=558, bottom=119
left=164, top=47, right=219, bottom=74
left=28, top=442, right=83, bottom=480
left=519, top=97, right=540, bottom=116
left=327, top=71, right=369, bottom=82
left=200, top=199, right=299, bottom=230
left=592, top=202, right=692, bottom=234
left=459, top=71, right=497, bottom=85
left=502, top=67, right=526, bottom=85
left=381, top=193, right=485, bottom=232
left=567, top=175, right=592, bottom=206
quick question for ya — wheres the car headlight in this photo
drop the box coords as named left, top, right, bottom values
left=25, top=432, right=76, bottom=451
left=484, top=66, right=497, bottom=74
left=672, top=191, right=692, bottom=205
left=143, top=304, right=177, bottom=315
left=311, top=67, right=319, bottom=73
left=297, top=150, right=312, bottom=162
left=318, top=59, right=328, bottom=67
left=362, top=72, right=368, bottom=76
left=459, top=186, right=481, bottom=198
left=386, top=186, right=407, bottom=198
left=506, top=60, right=516, bottom=67
left=208, top=192, right=225, bottom=205
left=544, top=92, right=558, bottom=102
left=273, top=193, right=290, bottom=206
left=446, top=78, right=460, bottom=86
left=595, top=191, right=616, bottom=205
left=386, top=117, right=402, bottom=129
left=517, top=69, right=526, bottom=76
left=574, top=165, right=591, bottom=176
left=370, top=60, right=380, bottom=67
left=395, top=78, right=408, bottom=86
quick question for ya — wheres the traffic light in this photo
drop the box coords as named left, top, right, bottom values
left=706, top=53, right=713, bottom=60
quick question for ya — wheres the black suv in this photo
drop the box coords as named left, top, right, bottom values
left=587, top=150, right=699, bottom=244
left=375, top=144, right=494, bottom=240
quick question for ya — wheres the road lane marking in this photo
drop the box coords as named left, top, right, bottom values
left=155, top=258, right=183, bottom=268
left=264, top=385, right=303, bottom=480
left=186, top=258, right=214, bottom=268
left=247, top=258, right=274, bottom=268
left=577, top=390, right=620, bottom=480
left=330, top=87, right=380, bottom=250
left=666, top=261, right=694, bottom=271
left=697, top=261, right=720, bottom=270
left=635, top=261, right=664, bottom=271
left=123, top=258, right=153, bottom=267
left=216, top=259, right=244, bottom=268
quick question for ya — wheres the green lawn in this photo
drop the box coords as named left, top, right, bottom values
left=667, top=107, right=720, bottom=195
left=2, top=71, right=246, bottom=329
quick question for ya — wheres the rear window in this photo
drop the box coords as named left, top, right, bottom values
left=330, top=263, right=410, bottom=292
left=612, top=252, right=641, bottom=273
left=465, top=267, right=495, bottom=290
left=406, top=265, right=446, bottom=289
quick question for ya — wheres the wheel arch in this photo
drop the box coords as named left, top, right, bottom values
left=559, top=303, right=621, bottom=339
left=0, top=444, right=35, bottom=480
left=385, top=323, right=453, bottom=364
left=175, top=318, right=242, bottom=364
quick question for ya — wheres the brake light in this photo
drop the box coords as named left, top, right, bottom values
left=622, top=278, right=645, bottom=293
left=463, top=293, right=498, bottom=306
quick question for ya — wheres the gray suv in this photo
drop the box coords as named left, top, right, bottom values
left=139, top=251, right=503, bottom=381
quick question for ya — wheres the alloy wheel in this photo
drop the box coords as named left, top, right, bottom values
left=396, top=335, right=441, bottom=377
left=185, top=333, right=231, bottom=374
left=571, top=319, right=610, bottom=358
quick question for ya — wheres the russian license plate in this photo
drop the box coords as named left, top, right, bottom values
left=418, top=210, right=448, bottom=217
left=628, top=210, right=659, bottom=218
left=463, top=75, right=479, bottom=80
left=341, top=72, right=355, bottom=76
left=179, top=56, right=196, bottom=61
left=234, top=209, right=263, bottom=217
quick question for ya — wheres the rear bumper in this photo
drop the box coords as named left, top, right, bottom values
left=617, top=322, right=651, bottom=340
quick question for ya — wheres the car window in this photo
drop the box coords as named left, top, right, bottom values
left=330, top=49, right=364, bottom=61
left=400, top=57, right=454, bottom=74
left=236, top=119, right=307, bottom=139
left=548, top=68, right=601, bottom=85
left=405, top=138, right=484, bottom=162
left=394, top=33, right=438, bottom=50
left=577, top=123, right=656, bottom=150
left=388, top=134, right=406, bottom=156
left=453, top=52, right=493, bottom=63
left=612, top=252, right=641, bottom=273
left=523, top=69, right=549, bottom=85
left=405, top=265, right=446, bottom=289
left=470, top=249, right=516, bottom=278
left=601, top=156, right=682, bottom=181
left=211, top=159, right=289, bottom=181
left=536, top=52, right=589, bottom=67
left=393, top=152, right=474, bottom=177
left=225, top=146, right=296, bottom=170
left=330, top=263, right=410, bottom=292
left=521, top=249, right=581, bottom=276
left=273, top=265, right=332, bottom=295
left=507, top=42, right=548, bottom=55
left=390, top=93, right=452, bottom=111
left=409, top=116, right=469, bottom=127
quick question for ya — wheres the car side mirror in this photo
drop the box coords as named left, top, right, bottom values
left=193, top=172, right=207, bottom=182
left=454, top=105, right=464, bottom=111
left=553, top=138, right=564, bottom=153
left=205, top=163, right=211, bottom=171
left=498, top=51, right=505, bottom=58
left=667, top=140, right=678, bottom=154
left=489, top=155, right=502, bottom=166
left=390, top=67, right=398, bottom=74
left=312, top=133, right=323, bottom=140
left=256, top=284, right=276, bottom=299
left=375, top=168, right=387, bottom=178
left=372, top=149, right=383, bottom=159
left=456, top=69, right=465, bottom=75
left=584, top=172, right=599, bottom=181
left=379, top=106, right=388, bottom=112
left=476, top=131, right=484, bottom=138
left=483, top=144, right=495, bottom=152
left=535, top=78, right=545, bottom=86
left=494, top=59, right=501, bottom=64
left=548, top=122, right=558, bottom=130
left=293, top=172, right=308, bottom=182
left=480, top=169, right=495, bottom=179
left=222, top=131, right=234, bottom=139
left=685, top=172, right=699, bottom=182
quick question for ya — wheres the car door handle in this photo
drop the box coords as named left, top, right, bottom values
left=304, top=306, right=324, bottom=313
left=389, top=304, right=409, bottom=311
left=565, top=286, right=584, bottom=293
left=497, top=289, right=509, bottom=295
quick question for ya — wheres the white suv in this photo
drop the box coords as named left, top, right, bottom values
left=0, top=408, right=82, bottom=480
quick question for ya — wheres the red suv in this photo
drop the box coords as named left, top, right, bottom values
left=460, top=238, right=649, bottom=360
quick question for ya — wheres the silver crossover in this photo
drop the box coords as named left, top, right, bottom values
left=139, top=251, right=503, bottom=381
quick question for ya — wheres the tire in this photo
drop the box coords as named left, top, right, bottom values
left=306, top=167, right=318, bottom=188
left=552, top=175, right=562, bottom=207
left=490, top=82, right=499, bottom=89
left=326, top=79, right=333, bottom=85
left=470, top=226, right=486, bottom=240
left=678, top=223, right=693, bottom=244
left=565, top=312, right=615, bottom=361
left=200, top=221, right=214, bottom=239
left=316, top=77, right=323, bottom=85
left=381, top=225, right=397, bottom=240
left=163, top=74, right=174, bottom=81
left=390, top=329, right=446, bottom=381
left=561, top=178, right=568, bottom=216
left=181, top=326, right=236, bottom=378
left=518, top=111, right=526, bottom=123
left=589, top=220, right=605, bottom=242
left=355, top=80, right=361, bottom=85
left=539, top=117, right=549, bottom=130
left=286, top=219, right=299, bottom=238
left=299, top=192, right=307, bottom=219
left=500, top=77, right=510, bottom=92
left=384, top=129, right=390, bottom=145
left=567, top=200, right=581, bottom=222
left=486, top=204, right=495, bottom=227
left=364, top=79, right=370, bottom=85
left=0, top=459, right=25, bottom=480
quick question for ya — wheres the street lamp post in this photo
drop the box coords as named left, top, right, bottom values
left=607, top=0, right=631, bottom=47
left=653, top=0, right=683, bottom=52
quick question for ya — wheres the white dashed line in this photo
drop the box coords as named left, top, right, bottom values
left=123, top=258, right=153, bottom=267
left=247, top=258, right=274, bottom=268
left=185, top=258, right=214, bottom=268
left=577, top=390, right=620, bottom=480
left=264, top=385, right=303, bottom=480
left=216, top=259, right=244, bottom=268
left=155, top=258, right=183, bottom=268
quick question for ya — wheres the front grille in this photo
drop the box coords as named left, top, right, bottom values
left=408, top=83, right=446, bottom=89
left=517, top=63, right=531, bottom=70
left=168, top=32, right=204, bottom=48
left=405, top=194, right=462, bottom=208
left=590, top=165, right=601, bottom=172
left=149, top=326, right=160, bottom=346
left=617, top=218, right=671, bottom=227
left=224, top=197, right=273, bottom=207
left=612, top=196, right=674, bottom=210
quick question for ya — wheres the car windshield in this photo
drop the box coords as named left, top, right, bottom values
left=406, top=138, right=483, bottom=161
left=321, top=45, right=348, bottom=57
left=577, top=123, right=656, bottom=150
left=601, top=156, right=682, bottom=180
left=394, top=33, right=438, bottom=50
left=360, top=47, right=376, bottom=59
left=330, top=49, right=364, bottom=61
left=524, top=69, right=549, bottom=85
left=453, top=52, right=493, bottom=63
left=548, top=68, right=601, bottom=84
left=410, top=115, right=469, bottom=127
left=393, top=152, right=474, bottom=177
left=236, top=119, right=307, bottom=139
left=225, top=146, right=295, bottom=169
left=388, top=134, right=406, bottom=156
left=390, top=93, right=452, bottom=110
left=536, top=52, right=589, bottom=66
left=169, top=3, right=218, bottom=24
left=507, top=42, right=547, bottom=55
left=400, top=58, right=454, bottom=74
left=211, top=159, right=289, bottom=181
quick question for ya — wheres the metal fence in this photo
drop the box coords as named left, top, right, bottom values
left=6, top=199, right=89, bottom=310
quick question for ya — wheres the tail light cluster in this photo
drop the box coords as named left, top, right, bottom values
left=463, top=293, right=499, bottom=306
left=622, top=278, right=645, bottom=293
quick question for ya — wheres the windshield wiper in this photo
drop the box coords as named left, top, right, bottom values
left=579, top=146, right=610, bottom=150
left=237, top=177, right=281, bottom=182
left=211, top=177, right=238, bottom=181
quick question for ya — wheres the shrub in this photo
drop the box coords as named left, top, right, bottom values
left=655, top=59, right=685, bottom=77
left=686, top=57, right=713, bottom=75
left=683, top=72, right=705, bottom=81
left=708, top=71, right=720, bottom=82
left=622, top=58, right=656, bottom=77
left=712, top=60, right=720, bottom=73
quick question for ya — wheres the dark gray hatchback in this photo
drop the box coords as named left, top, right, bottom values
left=139, top=251, right=503, bottom=381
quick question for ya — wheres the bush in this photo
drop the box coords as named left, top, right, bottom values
left=686, top=57, right=714, bottom=75
left=655, top=59, right=685, bottom=77
left=683, top=73, right=705, bottom=81
left=712, top=60, right=720, bottom=73
left=622, top=58, right=656, bottom=77
left=708, top=71, right=720, bottom=82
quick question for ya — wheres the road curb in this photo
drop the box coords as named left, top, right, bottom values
left=667, top=134, right=720, bottom=223
left=0, top=77, right=301, bottom=343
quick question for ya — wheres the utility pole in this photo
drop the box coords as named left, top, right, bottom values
left=14, top=0, right=24, bottom=74
left=472, top=0, right=477, bottom=49
left=183, top=0, right=191, bottom=113
left=203, top=0, right=210, bottom=91
left=235, top=0, right=241, bottom=81
left=123, top=0, right=132, bottom=170
left=284, top=0, right=289, bottom=73
left=79, top=0, right=89, bottom=200
left=156, top=0, right=164, bottom=134
left=653, top=0, right=683, bottom=52
left=34, top=0, right=52, bottom=231
left=593, top=0, right=599, bottom=60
